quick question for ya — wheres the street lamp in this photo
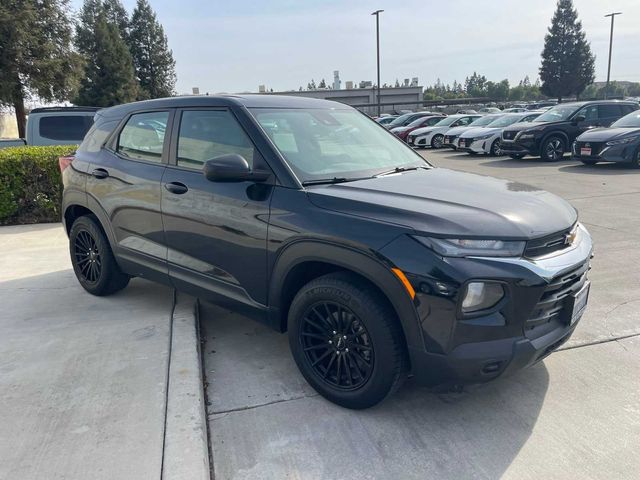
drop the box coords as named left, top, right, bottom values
left=604, top=12, right=622, bottom=99
left=371, top=9, right=383, bottom=117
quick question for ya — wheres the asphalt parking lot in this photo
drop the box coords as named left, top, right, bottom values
left=201, top=149, right=640, bottom=480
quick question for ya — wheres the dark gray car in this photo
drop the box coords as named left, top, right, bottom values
left=572, top=110, right=640, bottom=167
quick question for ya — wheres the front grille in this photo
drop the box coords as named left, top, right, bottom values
left=527, top=261, right=589, bottom=328
left=444, top=135, right=458, bottom=144
left=574, top=141, right=605, bottom=156
left=524, top=227, right=574, bottom=258
left=459, top=138, right=470, bottom=148
left=503, top=130, right=517, bottom=140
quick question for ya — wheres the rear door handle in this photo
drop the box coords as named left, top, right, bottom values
left=91, top=168, right=109, bottom=179
left=164, top=182, right=189, bottom=195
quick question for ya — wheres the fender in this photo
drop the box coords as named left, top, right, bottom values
left=267, top=239, right=426, bottom=352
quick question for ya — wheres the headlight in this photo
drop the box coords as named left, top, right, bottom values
left=462, top=282, right=505, bottom=313
left=516, top=132, right=536, bottom=140
left=606, top=136, right=639, bottom=146
left=415, top=237, right=525, bottom=257
left=474, top=133, right=493, bottom=141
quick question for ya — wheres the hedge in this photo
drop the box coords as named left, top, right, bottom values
left=0, top=145, right=77, bottom=225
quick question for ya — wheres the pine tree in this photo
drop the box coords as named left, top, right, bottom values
left=74, top=12, right=138, bottom=106
left=129, top=0, right=176, bottom=100
left=318, top=78, right=326, bottom=89
left=0, top=0, right=80, bottom=136
left=76, top=0, right=129, bottom=58
left=539, top=0, right=595, bottom=101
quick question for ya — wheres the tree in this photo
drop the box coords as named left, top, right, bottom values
left=129, top=0, right=176, bottom=100
left=74, top=12, right=138, bottom=106
left=539, top=0, right=595, bottom=101
left=486, top=79, right=510, bottom=101
left=76, top=0, right=129, bottom=58
left=0, top=0, right=80, bottom=137
left=318, top=78, right=326, bottom=89
left=464, top=72, right=488, bottom=97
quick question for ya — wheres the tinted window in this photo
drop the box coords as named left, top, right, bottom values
left=598, top=104, right=622, bottom=118
left=78, top=119, right=118, bottom=153
left=453, top=116, right=475, bottom=127
left=622, top=104, right=639, bottom=115
left=576, top=105, right=598, bottom=121
left=117, top=111, right=169, bottom=163
left=177, top=110, right=255, bottom=169
left=39, top=115, right=94, bottom=141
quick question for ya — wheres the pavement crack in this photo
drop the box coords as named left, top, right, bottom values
left=556, top=332, right=640, bottom=352
left=208, top=392, right=319, bottom=419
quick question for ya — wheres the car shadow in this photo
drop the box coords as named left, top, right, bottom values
left=478, top=156, right=575, bottom=169
left=558, top=162, right=640, bottom=175
left=201, top=303, right=550, bottom=479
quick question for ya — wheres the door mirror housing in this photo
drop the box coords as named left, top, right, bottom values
left=573, top=114, right=586, bottom=124
left=203, top=154, right=270, bottom=182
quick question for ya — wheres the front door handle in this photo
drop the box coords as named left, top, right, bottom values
left=91, top=168, right=109, bottom=179
left=164, top=182, right=189, bottom=195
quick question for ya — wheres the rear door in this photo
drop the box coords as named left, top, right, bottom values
left=160, top=107, right=274, bottom=312
left=86, top=109, right=173, bottom=282
left=597, top=104, right=624, bottom=127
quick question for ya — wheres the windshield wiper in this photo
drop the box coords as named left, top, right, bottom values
left=375, top=166, right=422, bottom=177
left=302, top=177, right=367, bottom=186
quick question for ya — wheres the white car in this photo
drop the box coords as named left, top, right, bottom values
left=407, top=114, right=482, bottom=149
left=457, top=111, right=543, bottom=156
left=443, top=114, right=505, bottom=149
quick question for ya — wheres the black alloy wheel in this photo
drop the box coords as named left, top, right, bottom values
left=69, top=215, right=130, bottom=296
left=74, top=229, right=102, bottom=283
left=541, top=136, right=565, bottom=161
left=300, top=301, right=374, bottom=390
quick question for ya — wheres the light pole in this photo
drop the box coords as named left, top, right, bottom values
left=604, top=12, right=622, bottom=99
left=371, top=10, right=383, bottom=117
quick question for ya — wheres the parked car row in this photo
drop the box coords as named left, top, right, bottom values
left=392, top=100, right=640, bottom=167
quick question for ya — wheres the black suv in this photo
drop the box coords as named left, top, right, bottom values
left=501, top=100, right=639, bottom=161
left=62, top=95, right=593, bottom=409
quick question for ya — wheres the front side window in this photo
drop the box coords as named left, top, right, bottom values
left=177, top=110, right=255, bottom=169
left=536, top=105, right=580, bottom=122
left=576, top=105, right=598, bottom=121
left=39, top=115, right=94, bottom=141
left=117, top=111, right=169, bottom=163
left=251, top=108, right=427, bottom=182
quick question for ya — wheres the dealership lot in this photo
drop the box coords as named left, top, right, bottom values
left=201, top=150, right=640, bottom=480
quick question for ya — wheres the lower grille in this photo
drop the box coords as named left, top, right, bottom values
left=575, top=141, right=605, bottom=156
left=502, top=130, right=517, bottom=140
left=527, top=261, right=589, bottom=328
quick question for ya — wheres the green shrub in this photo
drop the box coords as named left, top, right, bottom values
left=0, top=145, right=77, bottom=225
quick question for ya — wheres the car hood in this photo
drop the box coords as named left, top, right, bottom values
left=412, top=125, right=449, bottom=136
left=577, top=127, right=640, bottom=142
left=460, top=126, right=502, bottom=138
left=444, top=126, right=473, bottom=136
left=306, top=168, right=577, bottom=239
left=503, top=121, right=548, bottom=133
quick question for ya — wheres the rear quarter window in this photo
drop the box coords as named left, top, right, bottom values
left=78, top=119, right=119, bottom=153
left=39, top=115, right=94, bottom=141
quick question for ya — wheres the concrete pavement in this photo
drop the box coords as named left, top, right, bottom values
left=201, top=150, right=640, bottom=480
left=0, top=223, right=209, bottom=480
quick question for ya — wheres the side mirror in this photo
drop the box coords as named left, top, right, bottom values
left=203, top=154, right=270, bottom=183
left=573, top=114, right=586, bottom=124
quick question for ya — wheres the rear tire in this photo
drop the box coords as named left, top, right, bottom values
left=288, top=272, right=408, bottom=409
left=540, top=136, right=565, bottom=162
left=431, top=134, right=444, bottom=149
left=69, top=215, right=130, bottom=296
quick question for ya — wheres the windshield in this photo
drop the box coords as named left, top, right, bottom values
left=611, top=111, right=640, bottom=128
left=388, top=113, right=414, bottom=127
left=434, top=116, right=460, bottom=127
left=536, top=105, right=580, bottom=122
left=487, top=115, right=525, bottom=128
left=406, top=116, right=433, bottom=128
left=251, top=108, right=428, bottom=182
left=468, top=115, right=502, bottom=127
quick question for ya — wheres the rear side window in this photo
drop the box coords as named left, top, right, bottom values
left=78, top=119, right=118, bottom=153
left=177, top=110, right=255, bottom=169
left=39, top=115, right=94, bottom=141
left=622, top=104, right=639, bottom=115
left=117, top=111, right=169, bottom=163
left=598, top=104, right=622, bottom=118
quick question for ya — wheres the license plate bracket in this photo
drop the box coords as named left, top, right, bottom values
left=568, top=281, right=590, bottom=325
left=580, top=147, right=592, bottom=156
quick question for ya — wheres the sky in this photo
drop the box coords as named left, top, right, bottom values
left=70, top=0, right=640, bottom=94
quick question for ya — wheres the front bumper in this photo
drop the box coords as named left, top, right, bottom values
left=408, top=133, right=433, bottom=148
left=457, top=138, right=492, bottom=154
left=379, top=224, right=593, bottom=387
left=500, top=138, right=539, bottom=156
left=572, top=141, right=638, bottom=164
left=443, top=135, right=459, bottom=149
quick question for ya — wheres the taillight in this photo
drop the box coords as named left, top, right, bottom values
left=58, top=155, right=75, bottom=173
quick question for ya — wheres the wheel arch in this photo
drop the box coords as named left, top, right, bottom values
left=268, top=240, right=424, bottom=353
left=540, top=130, right=570, bottom=151
left=63, top=201, right=117, bottom=251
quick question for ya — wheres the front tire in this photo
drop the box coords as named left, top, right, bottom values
left=288, top=273, right=408, bottom=409
left=431, top=134, right=444, bottom=149
left=540, top=136, right=565, bottom=162
left=490, top=139, right=502, bottom=156
left=69, top=215, right=130, bottom=296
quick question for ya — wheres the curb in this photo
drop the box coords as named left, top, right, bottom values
left=162, top=292, right=211, bottom=480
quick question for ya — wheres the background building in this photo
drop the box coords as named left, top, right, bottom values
left=262, top=84, right=424, bottom=115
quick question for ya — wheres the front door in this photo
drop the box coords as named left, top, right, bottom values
left=161, top=108, right=274, bottom=315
